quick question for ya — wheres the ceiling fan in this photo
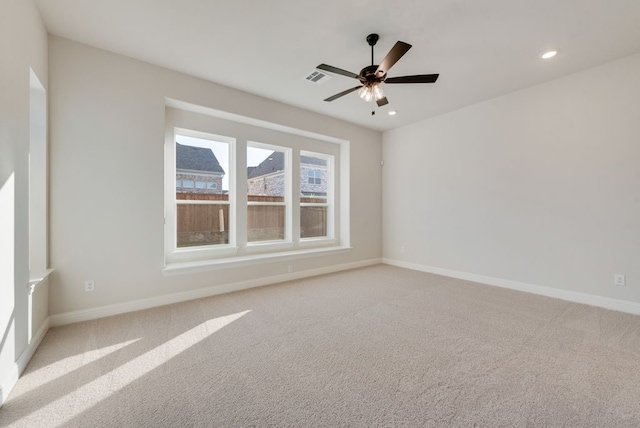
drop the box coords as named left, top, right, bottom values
left=318, top=33, right=439, bottom=108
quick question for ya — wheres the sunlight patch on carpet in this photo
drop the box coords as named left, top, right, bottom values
left=12, top=310, right=250, bottom=425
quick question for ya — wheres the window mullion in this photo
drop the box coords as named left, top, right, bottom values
left=291, top=149, right=300, bottom=245
left=235, top=139, right=247, bottom=251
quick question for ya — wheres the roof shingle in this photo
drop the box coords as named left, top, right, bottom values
left=176, top=143, right=225, bottom=174
left=247, top=151, right=326, bottom=179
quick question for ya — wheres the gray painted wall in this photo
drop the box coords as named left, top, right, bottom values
left=48, top=36, right=383, bottom=315
left=383, top=52, right=640, bottom=304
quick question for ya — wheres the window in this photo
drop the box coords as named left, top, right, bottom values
left=176, top=180, right=182, bottom=188
left=28, top=68, right=51, bottom=342
left=247, top=144, right=290, bottom=243
left=301, top=153, right=332, bottom=239
left=29, top=68, right=48, bottom=278
left=164, top=106, right=346, bottom=270
left=173, top=133, right=231, bottom=250
left=308, top=170, right=322, bottom=185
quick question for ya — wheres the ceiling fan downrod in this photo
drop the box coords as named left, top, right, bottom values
left=366, top=33, right=379, bottom=66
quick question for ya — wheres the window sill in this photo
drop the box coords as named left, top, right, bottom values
left=167, top=245, right=240, bottom=264
left=246, top=240, right=295, bottom=253
left=299, top=237, right=338, bottom=247
left=162, top=245, right=352, bottom=276
left=27, top=269, right=54, bottom=295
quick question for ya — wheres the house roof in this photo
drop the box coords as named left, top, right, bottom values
left=176, top=143, right=225, bottom=175
left=247, top=152, right=326, bottom=179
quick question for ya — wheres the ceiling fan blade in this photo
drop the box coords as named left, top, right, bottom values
left=317, top=64, right=360, bottom=79
left=375, top=41, right=412, bottom=77
left=324, top=86, right=362, bottom=102
left=385, top=74, right=439, bottom=84
left=376, top=97, right=389, bottom=107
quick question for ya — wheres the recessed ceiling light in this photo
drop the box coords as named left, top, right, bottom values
left=541, top=50, right=558, bottom=59
left=388, top=110, right=397, bottom=116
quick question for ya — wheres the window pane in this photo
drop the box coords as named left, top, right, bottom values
left=308, top=170, right=321, bottom=184
left=247, top=205, right=285, bottom=242
left=247, top=146, right=286, bottom=197
left=177, top=203, right=229, bottom=247
left=300, top=153, right=330, bottom=238
left=175, top=135, right=231, bottom=247
left=301, top=205, right=327, bottom=238
left=247, top=144, right=287, bottom=242
left=175, top=136, right=229, bottom=198
left=300, top=157, right=327, bottom=197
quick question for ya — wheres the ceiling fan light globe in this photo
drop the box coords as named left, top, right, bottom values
left=358, top=86, right=373, bottom=102
left=358, top=83, right=384, bottom=103
left=373, top=84, right=384, bottom=101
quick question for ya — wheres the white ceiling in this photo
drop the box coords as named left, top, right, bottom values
left=35, top=0, right=640, bottom=132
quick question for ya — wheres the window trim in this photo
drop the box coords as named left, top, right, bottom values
left=162, top=245, right=352, bottom=276
left=300, top=151, right=334, bottom=241
left=163, top=103, right=350, bottom=271
left=246, top=141, right=292, bottom=245
left=29, top=68, right=48, bottom=277
left=165, top=128, right=236, bottom=263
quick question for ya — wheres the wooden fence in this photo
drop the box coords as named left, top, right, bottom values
left=176, top=193, right=327, bottom=245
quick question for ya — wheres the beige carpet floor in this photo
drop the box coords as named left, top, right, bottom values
left=2, top=265, right=640, bottom=427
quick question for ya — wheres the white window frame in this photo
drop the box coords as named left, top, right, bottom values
left=300, top=152, right=334, bottom=244
left=246, top=142, right=292, bottom=247
left=165, top=128, right=237, bottom=263
left=163, top=104, right=349, bottom=272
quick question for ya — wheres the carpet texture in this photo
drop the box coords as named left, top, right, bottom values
left=2, top=265, right=640, bottom=427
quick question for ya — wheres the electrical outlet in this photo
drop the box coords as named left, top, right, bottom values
left=614, top=274, right=626, bottom=287
left=400, top=246, right=405, bottom=254
left=85, top=280, right=95, bottom=292
left=288, top=265, right=293, bottom=273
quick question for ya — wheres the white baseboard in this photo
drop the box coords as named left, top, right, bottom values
left=383, top=258, right=640, bottom=316
left=0, top=316, right=50, bottom=406
left=50, top=258, right=382, bottom=327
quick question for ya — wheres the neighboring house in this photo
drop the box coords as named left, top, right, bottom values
left=176, top=143, right=225, bottom=194
left=247, top=151, right=327, bottom=197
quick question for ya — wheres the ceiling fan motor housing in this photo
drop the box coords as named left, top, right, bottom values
left=360, top=65, right=384, bottom=83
